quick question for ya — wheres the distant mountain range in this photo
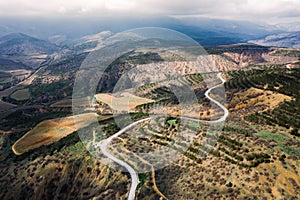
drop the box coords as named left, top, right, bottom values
left=0, top=33, right=58, bottom=56
left=66, top=31, right=113, bottom=53
left=249, top=32, right=300, bottom=48
left=165, top=17, right=277, bottom=46
left=0, top=28, right=299, bottom=63
left=0, top=17, right=284, bottom=47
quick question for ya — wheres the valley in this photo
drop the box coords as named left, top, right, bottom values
left=0, top=31, right=299, bottom=200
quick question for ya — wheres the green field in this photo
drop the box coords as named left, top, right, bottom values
left=256, top=130, right=300, bottom=156
left=256, top=130, right=288, bottom=143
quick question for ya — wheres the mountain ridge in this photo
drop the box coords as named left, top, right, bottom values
left=249, top=31, right=300, bottom=48
left=0, top=32, right=58, bottom=56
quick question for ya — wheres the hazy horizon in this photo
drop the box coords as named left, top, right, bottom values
left=0, top=0, right=299, bottom=26
left=0, top=1, right=299, bottom=46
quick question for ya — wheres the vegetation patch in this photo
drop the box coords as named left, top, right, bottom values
left=255, top=130, right=300, bottom=157
left=256, top=130, right=287, bottom=144
left=245, top=99, right=300, bottom=129
left=167, top=119, right=176, bottom=126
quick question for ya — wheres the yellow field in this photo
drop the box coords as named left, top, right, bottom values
left=95, top=92, right=154, bottom=111
left=50, top=97, right=91, bottom=108
left=12, top=113, right=111, bottom=155
left=10, top=88, right=30, bottom=101
left=229, top=87, right=292, bottom=112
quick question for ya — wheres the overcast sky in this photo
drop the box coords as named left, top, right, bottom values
left=0, top=0, right=299, bottom=25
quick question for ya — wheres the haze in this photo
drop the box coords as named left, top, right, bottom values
left=0, top=0, right=300, bottom=25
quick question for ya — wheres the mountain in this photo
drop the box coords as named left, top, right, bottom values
left=0, top=57, right=30, bottom=70
left=67, top=31, right=113, bottom=53
left=0, top=17, right=281, bottom=47
left=272, top=22, right=300, bottom=32
left=167, top=17, right=277, bottom=46
left=0, top=33, right=58, bottom=56
left=249, top=32, right=300, bottom=48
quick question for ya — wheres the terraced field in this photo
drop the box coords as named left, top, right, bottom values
left=226, top=67, right=300, bottom=131
left=246, top=100, right=300, bottom=129
left=97, top=113, right=300, bottom=199
left=134, top=73, right=217, bottom=117
left=225, top=67, right=300, bottom=97
left=2, top=46, right=300, bottom=200
left=95, top=66, right=300, bottom=199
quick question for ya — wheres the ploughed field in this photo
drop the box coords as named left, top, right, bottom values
left=12, top=113, right=112, bottom=155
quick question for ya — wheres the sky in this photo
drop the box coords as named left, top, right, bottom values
left=0, top=0, right=299, bottom=25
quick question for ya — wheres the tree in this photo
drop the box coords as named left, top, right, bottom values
left=226, top=182, right=233, bottom=187
left=291, top=128, right=299, bottom=136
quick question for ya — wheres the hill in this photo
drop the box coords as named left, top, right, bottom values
left=0, top=33, right=58, bottom=56
left=249, top=32, right=300, bottom=48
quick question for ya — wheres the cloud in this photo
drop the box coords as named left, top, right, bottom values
left=0, top=0, right=299, bottom=24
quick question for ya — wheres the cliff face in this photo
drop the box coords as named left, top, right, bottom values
left=214, top=47, right=298, bottom=70
left=95, top=46, right=300, bottom=93
left=99, top=48, right=298, bottom=92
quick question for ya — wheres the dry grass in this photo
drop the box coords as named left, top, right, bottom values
left=259, top=160, right=300, bottom=197
left=95, top=92, right=154, bottom=111
left=230, top=87, right=292, bottom=112
left=12, top=113, right=103, bottom=155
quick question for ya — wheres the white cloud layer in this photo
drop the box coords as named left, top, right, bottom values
left=0, top=0, right=299, bottom=24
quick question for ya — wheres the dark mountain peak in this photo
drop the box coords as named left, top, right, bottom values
left=0, top=32, right=39, bottom=42
left=0, top=32, right=58, bottom=56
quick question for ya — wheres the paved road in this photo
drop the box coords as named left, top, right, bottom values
left=95, top=117, right=151, bottom=200
left=182, top=72, right=229, bottom=123
left=97, top=72, right=229, bottom=200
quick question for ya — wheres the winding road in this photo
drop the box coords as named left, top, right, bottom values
left=96, top=117, right=151, bottom=200
left=96, top=72, right=229, bottom=200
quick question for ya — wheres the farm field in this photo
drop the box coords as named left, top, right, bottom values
left=229, top=87, right=292, bottom=112
left=12, top=113, right=112, bottom=155
left=0, top=70, right=31, bottom=88
left=50, top=97, right=91, bottom=108
left=95, top=92, right=155, bottom=111
left=10, top=88, right=30, bottom=101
